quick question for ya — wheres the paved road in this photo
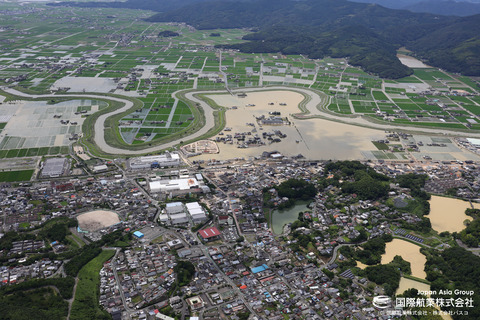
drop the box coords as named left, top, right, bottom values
left=4, top=86, right=480, bottom=157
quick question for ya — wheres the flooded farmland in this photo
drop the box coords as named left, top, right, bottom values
left=428, top=196, right=474, bottom=233
left=197, top=90, right=383, bottom=160
left=396, top=277, right=430, bottom=295
left=381, top=238, right=426, bottom=279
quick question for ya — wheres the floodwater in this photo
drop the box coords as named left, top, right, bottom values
left=396, top=277, right=430, bottom=295
left=397, top=54, right=431, bottom=68
left=356, top=261, right=368, bottom=269
left=428, top=196, right=473, bottom=233
left=53, top=76, right=117, bottom=93
left=396, top=277, right=453, bottom=320
left=197, top=90, right=382, bottom=160
left=381, top=239, right=426, bottom=279
left=271, top=201, right=311, bottom=234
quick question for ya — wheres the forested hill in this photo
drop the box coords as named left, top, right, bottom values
left=403, top=0, right=480, bottom=16
left=221, top=25, right=412, bottom=79
left=351, top=0, right=480, bottom=16
left=146, top=0, right=480, bottom=78
left=48, top=0, right=480, bottom=78
left=147, top=0, right=448, bottom=30
left=408, top=14, right=480, bottom=76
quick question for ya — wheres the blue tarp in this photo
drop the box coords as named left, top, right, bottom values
left=251, top=264, right=269, bottom=274
left=133, top=231, right=144, bottom=238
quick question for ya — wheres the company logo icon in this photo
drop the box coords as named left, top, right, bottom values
left=373, top=295, right=392, bottom=309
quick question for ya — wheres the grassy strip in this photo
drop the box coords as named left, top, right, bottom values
left=187, top=93, right=226, bottom=141
left=70, top=249, right=115, bottom=320
left=363, top=114, right=474, bottom=133
left=70, top=233, right=85, bottom=247
left=65, top=246, right=102, bottom=277
left=402, top=274, right=431, bottom=285
left=0, top=170, right=34, bottom=182
left=80, top=98, right=140, bottom=158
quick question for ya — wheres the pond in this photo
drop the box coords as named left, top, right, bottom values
left=271, top=201, right=311, bottom=234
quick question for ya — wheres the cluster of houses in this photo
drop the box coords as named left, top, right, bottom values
left=102, top=245, right=177, bottom=312
left=1, top=259, right=61, bottom=285
left=2, top=150, right=480, bottom=319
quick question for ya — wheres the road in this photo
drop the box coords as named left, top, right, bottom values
left=66, top=278, right=79, bottom=320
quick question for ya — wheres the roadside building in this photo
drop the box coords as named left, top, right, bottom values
left=186, top=296, right=205, bottom=310
left=167, top=239, right=183, bottom=250
left=218, top=215, right=233, bottom=225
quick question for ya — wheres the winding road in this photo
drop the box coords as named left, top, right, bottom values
left=3, top=86, right=480, bottom=156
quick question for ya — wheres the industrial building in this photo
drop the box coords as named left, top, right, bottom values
left=92, top=164, right=108, bottom=173
left=158, top=214, right=169, bottom=224
left=166, top=202, right=185, bottom=214
left=198, top=227, right=221, bottom=242
left=161, top=201, right=209, bottom=225
left=467, top=138, right=480, bottom=148
left=149, top=176, right=212, bottom=197
left=128, top=152, right=181, bottom=170
left=170, top=212, right=189, bottom=225
left=186, top=202, right=208, bottom=223
left=251, top=264, right=269, bottom=274
left=41, top=158, right=68, bottom=177
left=149, top=177, right=199, bottom=193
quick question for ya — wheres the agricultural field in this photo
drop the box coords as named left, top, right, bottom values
left=0, top=169, right=34, bottom=182
left=0, top=3, right=479, bottom=158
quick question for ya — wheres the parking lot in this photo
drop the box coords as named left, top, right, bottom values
left=138, top=226, right=164, bottom=242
